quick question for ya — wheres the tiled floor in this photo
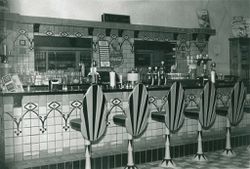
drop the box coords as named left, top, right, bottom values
left=114, top=146, right=250, bottom=169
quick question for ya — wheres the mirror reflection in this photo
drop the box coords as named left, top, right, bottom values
left=134, top=40, right=176, bottom=81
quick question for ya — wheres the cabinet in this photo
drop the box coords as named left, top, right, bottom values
left=230, top=38, right=250, bottom=92
left=134, top=40, right=175, bottom=74
left=34, top=36, right=92, bottom=73
left=229, top=38, right=250, bottom=80
left=34, top=48, right=92, bottom=73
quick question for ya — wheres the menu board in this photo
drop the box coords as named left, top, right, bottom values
left=1, top=74, right=16, bottom=92
left=98, top=40, right=110, bottom=67
left=1, top=74, right=24, bottom=92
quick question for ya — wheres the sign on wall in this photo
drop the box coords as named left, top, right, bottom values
left=98, top=41, right=110, bottom=67
left=1, top=74, right=24, bottom=92
left=109, top=40, right=123, bottom=67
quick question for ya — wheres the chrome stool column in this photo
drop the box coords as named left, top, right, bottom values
left=216, top=81, right=246, bottom=156
left=151, top=82, right=185, bottom=168
left=113, top=83, right=150, bottom=169
left=70, top=85, right=108, bottom=169
left=184, top=81, right=217, bottom=161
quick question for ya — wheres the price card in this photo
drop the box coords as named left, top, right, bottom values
left=1, top=74, right=16, bottom=92
left=1, top=74, right=24, bottom=92
left=99, top=40, right=110, bottom=67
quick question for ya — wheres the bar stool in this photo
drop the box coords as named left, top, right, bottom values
left=216, top=81, right=246, bottom=156
left=184, top=81, right=217, bottom=161
left=151, top=82, right=185, bottom=168
left=113, top=83, right=150, bottom=169
left=70, top=85, right=108, bottom=169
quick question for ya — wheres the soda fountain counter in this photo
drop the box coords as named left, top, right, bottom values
left=1, top=80, right=250, bottom=169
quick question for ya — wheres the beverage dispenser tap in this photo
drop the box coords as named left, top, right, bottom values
left=210, top=62, right=216, bottom=83
left=79, top=63, right=85, bottom=83
left=88, top=61, right=99, bottom=84
left=153, top=66, right=158, bottom=86
left=159, top=61, right=166, bottom=85
left=146, top=66, right=153, bottom=86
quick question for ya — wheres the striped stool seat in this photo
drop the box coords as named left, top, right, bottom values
left=216, top=81, right=246, bottom=157
left=184, top=109, right=199, bottom=120
left=151, top=112, right=165, bottom=123
left=245, top=107, right=250, bottom=112
left=113, top=83, right=150, bottom=169
left=70, top=118, right=81, bottom=131
left=184, top=81, right=217, bottom=161
left=69, top=85, right=108, bottom=169
left=151, top=82, right=185, bottom=168
left=113, top=114, right=126, bottom=127
left=216, top=107, right=228, bottom=116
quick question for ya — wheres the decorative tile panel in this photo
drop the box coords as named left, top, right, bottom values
left=1, top=89, right=250, bottom=166
left=0, top=95, right=5, bottom=166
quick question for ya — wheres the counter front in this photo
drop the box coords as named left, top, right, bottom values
left=1, top=81, right=250, bottom=169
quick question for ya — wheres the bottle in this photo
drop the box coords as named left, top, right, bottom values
left=88, top=61, right=99, bottom=84
left=153, top=66, right=158, bottom=86
left=109, top=68, right=116, bottom=88
left=210, top=62, right=216, bottom=83
left=2, top=44, right=7, bottom=64
left=62, top=75, right=68, bottom=91
left=159, top=61, right=166, bottom=85
left=92, top=61, right=97, bottom=72
left=79, top=63, right=85, bottom=83
left=127, top=68, right=139, bottom=88
left=146, top=67, right=153, bottom=86
left=119, top=74, right=123, bottom=88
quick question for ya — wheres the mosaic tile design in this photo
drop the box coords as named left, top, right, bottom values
left=2, top=89, right=250, bottom=166
left=3, top=20, right=211, bottom=78
left=0, top=94, right=5, bottom=166
left=4, top=94, right=85, bottom=162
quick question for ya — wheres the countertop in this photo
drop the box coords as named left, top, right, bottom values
left=0, top=80, right=237, bottom=97
left=0, top=80, right=234, bottom=96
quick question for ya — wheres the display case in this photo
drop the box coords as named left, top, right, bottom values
left=34, top=49, right=92, bottom=73
left=229, top=38, right=250, bottom=91
left=34, top=36, right=92, bottom=73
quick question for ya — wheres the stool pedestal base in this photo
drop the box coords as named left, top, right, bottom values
left=85, top=141, right=91, bottom=169
left=159, top=129, right=178, bottom=168
left=222, top=121, right=235, bottom=157
left=222, top=149, right=235, bottom=157
left=124, top=166, right=138, bottom=169
left=194, top=123, right=207, bottom=162
left=247, top=146, right=250, bottom=152
left=125, top=135, right=137, bottom=169
left=160, top=159, right=176, bottom=168
left=193, top=153, right=207, bottom=161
